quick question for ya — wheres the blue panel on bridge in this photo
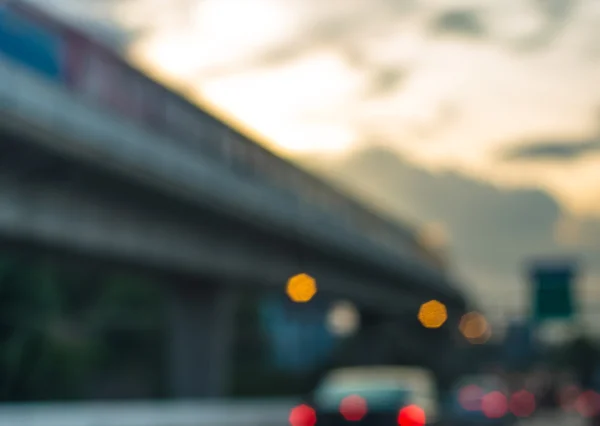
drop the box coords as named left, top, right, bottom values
left=0, top=6, right=63, bottom=81
left=503, top=321, right=536, bottom=370
left=259, top=296, right=335, bottom=372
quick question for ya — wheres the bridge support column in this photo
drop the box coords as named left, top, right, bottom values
left=167, top=281, right=238, bottom=398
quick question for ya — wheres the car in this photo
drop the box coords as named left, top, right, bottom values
left=444, top=374, right=518, bottom=426
left=289, top=365, right=439, bottom=425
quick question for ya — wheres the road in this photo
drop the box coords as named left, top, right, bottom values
left=517, top=411, right=585, bottom=426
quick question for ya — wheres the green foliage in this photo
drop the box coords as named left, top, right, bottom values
left=0, top=252, right=165, bottom=401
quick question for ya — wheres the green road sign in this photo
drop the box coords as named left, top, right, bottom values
left=529, top=260, right=577, bottom=322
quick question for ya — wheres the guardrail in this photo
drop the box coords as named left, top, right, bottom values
left=0, top=399, right=299, bottom=426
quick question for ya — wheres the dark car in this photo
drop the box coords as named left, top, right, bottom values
left=444, top=375, right=517, bottom=426
left=290, top=366, right=439, bottom=426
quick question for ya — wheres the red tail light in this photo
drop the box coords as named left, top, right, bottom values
left=559, top=385, right=580, bottom=412
left=458, top=384, right=484, bottom=411
left=289, top=404, right=317, bottom=426
left=482, top=391, right=508, bottom=419
left=576, top=390, right=600, bottom=418
left=509, top=390, right=536, bottom=418
left=398, top=404, right=426, bottom=426
left=339, top=394, right=368, bottom=421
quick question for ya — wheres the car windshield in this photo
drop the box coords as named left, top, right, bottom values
left=314, top=383, right=413, bottom=410
left=454, top=375, right=507, bottom=393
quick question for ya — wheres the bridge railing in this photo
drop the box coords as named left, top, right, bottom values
left=0, top=399, right=298, bottom=426
left=0, top=1, right=440, bottom=270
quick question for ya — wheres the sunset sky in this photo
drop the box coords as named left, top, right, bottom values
left=32, top=0, right=600, bottom=330
left=120, top=0, right=600, bottom=218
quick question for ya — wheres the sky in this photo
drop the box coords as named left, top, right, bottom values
left=30, top=0, right=600, bottom=332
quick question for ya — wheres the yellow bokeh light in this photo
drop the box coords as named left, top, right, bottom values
left=459, top=311, right=491, bottom=344
left=286, top=273, right=317, bottom=303
left=418, top=300, right=448, bottom=329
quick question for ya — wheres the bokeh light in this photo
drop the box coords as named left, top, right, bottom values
left=417, top=300, right=447, bottom=329
left=482, top=391, right=508, bottom=419
left=339, top=394, right=368, bottom=421
left=576, top=390, right=600, bottom=418
left=398, top=404, right=426, bottom=426
left=289, top=404, right=317, bottom=426
left=509, top=390, right=536, bottom=418
left=286, top=273, right=317, bottom=303
left=459, top=311, right=491, bottom=344
left=559, top=385, right=580, bottom=412
left=459, top=384, right=484, bottom=411
left=326, top=300, right=360, bottom=337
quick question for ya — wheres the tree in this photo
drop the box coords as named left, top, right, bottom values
left=565, top=334, right=599, bottom=388
left=0, top=251, right=165, bottom=400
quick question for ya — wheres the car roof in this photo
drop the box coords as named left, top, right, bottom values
left=453, top=375, right=507, bottom=391
left=319, top=366, right=435, bottom=387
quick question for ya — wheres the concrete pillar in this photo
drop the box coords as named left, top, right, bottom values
left=167, top=281, right=238, bottom=398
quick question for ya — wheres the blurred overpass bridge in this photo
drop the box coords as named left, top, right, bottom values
left=0, top=2, right=470, bottom=398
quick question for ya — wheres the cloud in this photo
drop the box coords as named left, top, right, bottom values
left=509, top=0, right=582, bottom=53
left=501, top=137, right=600, bottom=161
left=195, top=13, right=366, bottom=78
left=430, top=8, right=487, bottom=39
left=187, top=5, right=420, bottom=102
left=312, top=146, right=563, bottom=272
left=301, top=145, right=600, bottom=317
left=362, top=67, right=408, bottom=98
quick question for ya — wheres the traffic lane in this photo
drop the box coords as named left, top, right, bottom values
left=516, top=411, right=585, bottom=426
